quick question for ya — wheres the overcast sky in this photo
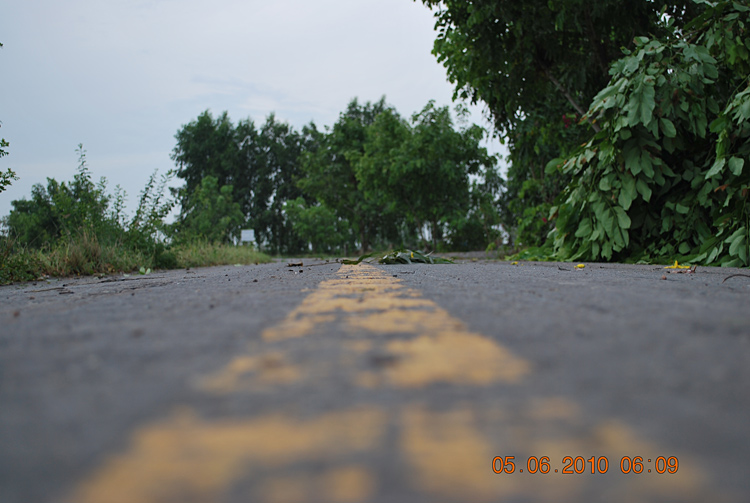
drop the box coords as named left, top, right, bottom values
left=1, top=0, right=503, bottom=219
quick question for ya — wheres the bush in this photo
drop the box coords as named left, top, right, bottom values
left=549, top=1, right=750, bottom=266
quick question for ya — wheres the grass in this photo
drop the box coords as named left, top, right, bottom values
left=173, top=241, right=270, bottom=268
left=0, top=235, right=272, bottom=285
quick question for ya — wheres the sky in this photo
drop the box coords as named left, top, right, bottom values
left=0, top=0, right=503, bottom=219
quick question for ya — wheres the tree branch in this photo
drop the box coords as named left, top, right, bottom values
left=542, top=68, right=601, bottom=133
left=584, top=10, right=610, bottom=77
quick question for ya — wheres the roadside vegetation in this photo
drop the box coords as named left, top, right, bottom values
left=420, top=0, right=749, bottom=266
left=0, top=146, right=268, bottom=284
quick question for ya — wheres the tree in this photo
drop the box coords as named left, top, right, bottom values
left=357, top=101, right=497, bottom=250
left=171, top=111, right=311, bottom=254
left=0, top=131, right=17, bottom=194
left=172, top=175, right=244, bottom=244
left=7, top=145, right=114, bottom=247
left=284, top=197, right=353, bottom=254
left=417, top=0, right=699, bottom=244
left=171, top=111, right=244, bottom=212
left=251, top=114, right=307, bottom=254
left=298, top=98, right=390, bottom=252
left=550, top=1, right=750, bottom=266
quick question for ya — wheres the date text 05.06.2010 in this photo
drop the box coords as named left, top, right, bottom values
left=492, top=456, right=679, bottom=475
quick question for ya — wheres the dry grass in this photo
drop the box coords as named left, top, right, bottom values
left=1, top=236, right=271, bottom=284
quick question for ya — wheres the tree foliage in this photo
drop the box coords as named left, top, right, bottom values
left=357, top=101, right=498, bottom=250
left=7, top=145, right=113, bottom=246
left=172, top=175, right=244, bottom=244
left=298, top=98, right=392, bottom=252
left=418, top=0, right=700, bottom=245
left=172, top=99, right=499, bottom=254
left=5, top=145, right=177, bottom=269
left=171, top=111, right=307, bottom=254
left=550, top=0, right=750, bottom=266
left=283, top=197, right=352, bottom=254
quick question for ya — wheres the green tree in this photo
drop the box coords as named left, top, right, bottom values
left=171, top=111, right=243, bottom=212
left=7, top=145, right=114, bottom=246
left=0, top=134, right=17, bottom=194
left=251, top=114, right=307, bottom=254
left=357, top=102, right=497, bottom=250
left=171, top=111, right=308, bottom=254
left=284, top=197, right=353, bottom=254
left=417, top=0, right=699, bottom=244
left=550, top=1, right=750, bottom=265
left=172, top=175, right=244, bottom=244
left=298, top=98, right=390, bottom=252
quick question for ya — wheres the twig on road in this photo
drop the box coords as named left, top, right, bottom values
left=722, top=274, right=750, bottom=283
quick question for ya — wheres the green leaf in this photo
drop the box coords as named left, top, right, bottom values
left=675, top=203, right=689, bottom=214
left=623, top=143, right=642, bottom=175
left=640, top=152, right=654, bottom=178
left=727, top=228, right=746, bottom=260
left=636, top=179, right=652, bottom=201
left=619, top=175, right=636, bottom=210
left=341, top=251, right=379, bottom=265
left=545, top=157, right=563, bottom=174
left=623, top=56, right=640, bottom=75
left=575, top=219, right=592, bottom=238
left=640, top=84, right=656, bottom=125
left=710, top=115, right=730, bottom=133
left=706, top=157, right=726, bottom=178
left=659, top=118, right=677, bottom=138
left=614, top=206, right=632, bottom=229
left=599, top=177, right=611, bottom=191
left=728, top=157, right=745, bottom=176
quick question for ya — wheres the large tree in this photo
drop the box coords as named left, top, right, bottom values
left=172, top=175, right=244, bottom=244
left=298, top=98, right=390, bottom=252
left=171, top=111, right=244, bottom=212
left=417, top=0, right=699, bottom=244
left=171, top=111, right=307, bottom=253
left=251, top=114, right=307, bottom=254
left=357, top=102, right=497, bottom=250
left=550, top=1, right=750, bottom=266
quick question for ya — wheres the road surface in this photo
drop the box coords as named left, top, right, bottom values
left=1, top=259, right=749, bottom=502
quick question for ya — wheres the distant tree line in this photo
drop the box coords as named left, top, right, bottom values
left=170, top=98, right=501, bottom=254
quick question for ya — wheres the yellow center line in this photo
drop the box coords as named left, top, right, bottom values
left=67, top=264, right=724, bottom=503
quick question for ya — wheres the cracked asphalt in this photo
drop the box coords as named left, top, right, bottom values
left=1, top=259, right=748, bottom=503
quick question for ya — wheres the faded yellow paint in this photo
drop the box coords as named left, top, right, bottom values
left=590, top=420, right=709, bottom=500
left=196, top=352, right=302, bottom=393
left=262, top=264, right=530, bottom=388
left=258, top=466, right=373, bottom=503
left=528, top=396, right=582, bottom=421
left=69, top=407, right=384, bottom=503
left=383, top=331, right=529, bottom=387
left=68, top=263, right=723, bottom=503
left=323, top=466, right=375, bottom=503
left=400, top=405, right=507, bottom=501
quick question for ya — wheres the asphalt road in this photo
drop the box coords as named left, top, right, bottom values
left=1, top=259, right=749, bottom=503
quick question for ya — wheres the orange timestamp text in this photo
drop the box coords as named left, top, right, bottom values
left=492, top=456, right=679, bottom=475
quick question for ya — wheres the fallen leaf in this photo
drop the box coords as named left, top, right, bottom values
left=664, top=260, right=691, bottom=269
